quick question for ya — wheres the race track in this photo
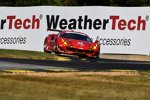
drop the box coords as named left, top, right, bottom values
left=0, top=57, right=150, bottom=72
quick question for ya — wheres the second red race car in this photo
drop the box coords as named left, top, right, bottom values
left=44, top=30, right=100, bottom=58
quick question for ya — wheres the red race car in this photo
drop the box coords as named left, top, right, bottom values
left=44, top=30, right=100, bottom=58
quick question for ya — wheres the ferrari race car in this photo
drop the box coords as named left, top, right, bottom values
left=44, top=30, right=100, bottom=58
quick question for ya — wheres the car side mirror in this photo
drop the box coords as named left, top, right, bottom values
left=51, top=36, right=54, bottom=40
left=51, top=34, right=56, bottom=40
left=95, top=36, right=100, bottom=43
left=90, top=38, right=93, bottom=42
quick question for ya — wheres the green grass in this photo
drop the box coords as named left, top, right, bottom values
left=0, top=71, right=150, bottom=100
left=0, top=49, right=69, bottom=60
left=1, top=49, right=150, bottom=100
left=0, top=49, right=52, bottom=59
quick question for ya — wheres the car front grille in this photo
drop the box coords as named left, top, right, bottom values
left=66, top=47, right=94, bottom=54
left=84, top=50, right=94, bottom=54
left=66, top=47, right=76, bottom=52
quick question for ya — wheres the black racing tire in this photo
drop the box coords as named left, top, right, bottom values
left=44, top=39, right=51, bottom=53
left=54, top=44, right=61, bottom=54
left=95, top=52, right=100, bottom=59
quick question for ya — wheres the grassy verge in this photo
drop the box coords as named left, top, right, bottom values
left=1, top=49, right=150, bottom=100
left=0, top=49, right=70, bottom=61
left=0, top=71, right=150, bottom=100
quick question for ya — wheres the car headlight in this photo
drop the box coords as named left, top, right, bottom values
left=93, top=44, right=97, bottom=50
left=62, top=39, right=68, bottom=46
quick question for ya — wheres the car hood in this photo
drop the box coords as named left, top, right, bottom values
left=67, top=39, right=94, bottom=48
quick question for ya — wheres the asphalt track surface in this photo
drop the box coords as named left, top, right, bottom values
left=0, top=57, right=150, bottom=71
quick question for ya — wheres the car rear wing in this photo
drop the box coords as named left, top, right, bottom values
left=47, top=29, right=63, bottom=32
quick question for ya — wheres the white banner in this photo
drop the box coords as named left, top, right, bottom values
left=0, top=6, right=150, bottom=55
left=0, top=7, right=46, bottom=52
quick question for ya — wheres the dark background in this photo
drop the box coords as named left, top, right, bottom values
left=0, top=0, right=149, bottom=6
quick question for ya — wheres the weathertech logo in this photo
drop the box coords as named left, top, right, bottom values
left=46, top=15, right=147, bottom=31
left=0, top=15, right=40, bottom=30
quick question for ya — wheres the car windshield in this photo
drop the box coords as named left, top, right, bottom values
left=61, top=33, right=92, bottom=42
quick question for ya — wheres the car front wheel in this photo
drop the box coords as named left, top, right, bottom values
left=54, top=44, right=61, bottom=54
left=44, top=40, right=52, bottom=53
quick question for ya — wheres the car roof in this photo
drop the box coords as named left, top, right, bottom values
left=61, top=30, right=88, bottom=37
